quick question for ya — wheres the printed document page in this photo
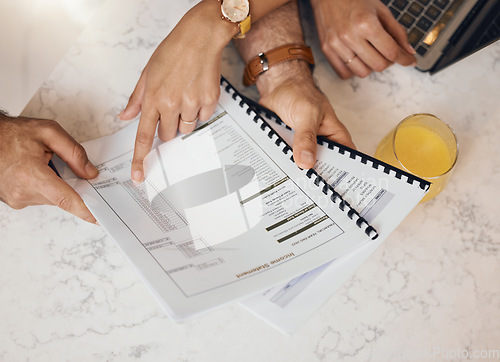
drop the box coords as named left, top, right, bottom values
left=240, top=115, right=428, bottom=335
left=54, top=84, right=375, bottom=321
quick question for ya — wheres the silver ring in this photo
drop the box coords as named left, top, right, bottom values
left=179, top=115, right=197, bottom=125
left=345, top=55, right=357, bottom=64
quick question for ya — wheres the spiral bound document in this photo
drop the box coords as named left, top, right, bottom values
left=241, top=94, right=431, bottom=194
left=220, top=79, right=379, bottom=240
left=53, top=77, right=427, bottom=322
left=239, top=99, right=431, bottom=334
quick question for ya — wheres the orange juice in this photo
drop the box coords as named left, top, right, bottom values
left=375, top=114, right=458, bottom=203
left=394, top=125, right=452, bottom=177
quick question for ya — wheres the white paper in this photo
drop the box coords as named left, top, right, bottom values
left=240, top=112, right=428, bottom=335
left=55, top=82, right=381, bottom=321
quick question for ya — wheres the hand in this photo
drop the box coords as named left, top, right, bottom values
left=310, top=0, right=416, bottom=79
left=256, top=61, right=355, bottom=169
left=119, top=1, right=236, bottom=182
left=0, top=113, right=98, bottom=223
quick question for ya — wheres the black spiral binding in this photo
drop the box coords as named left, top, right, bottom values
left=233, top=83, right=430, bottom=193
left=315, top=137, right=430, bottom=191
left=220, top=77, right=381, bottom=240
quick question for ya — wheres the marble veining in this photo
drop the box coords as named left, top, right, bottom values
left=2, top=0, right=499, bottom=360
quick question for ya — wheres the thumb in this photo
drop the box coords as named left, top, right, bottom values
left=292, top=123, right=319, bottom=170
left=261, top=91, right=320, bottom=169
left=43, top=124, right=98, bottom=179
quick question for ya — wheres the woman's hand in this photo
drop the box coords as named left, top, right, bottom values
left=119, top=1, right=235, bottom=182
left=311, top=0, right=416, bottom=79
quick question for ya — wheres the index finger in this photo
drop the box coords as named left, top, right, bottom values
left=131, top=107, right=160, bottom=182
left=377, top=9, right=417, bottom=64
left=317, top=107, right=356, bottom=150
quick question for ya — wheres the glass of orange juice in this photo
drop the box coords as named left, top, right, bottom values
left=375, top=113, right=458, bottom=202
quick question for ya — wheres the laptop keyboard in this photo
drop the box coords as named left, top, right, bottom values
left=381, top=0, right=455, bottom=55
left=474, top=6, right=500, bottom=47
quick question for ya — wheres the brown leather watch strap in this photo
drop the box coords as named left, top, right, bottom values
left=243, top=44, right=315, bottom=86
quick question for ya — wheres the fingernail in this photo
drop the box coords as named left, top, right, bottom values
left=84, top=214, right=97, bottom=224
left=85, top=162, right=99, bottom=178
left=117, top=110, right=124, bottom=119
left=132, top=170, right=144, bottom=183
left=300, top=150, right=315, bottom=168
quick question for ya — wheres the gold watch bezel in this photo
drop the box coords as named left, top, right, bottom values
left=220, top=0, right=250, bottom=23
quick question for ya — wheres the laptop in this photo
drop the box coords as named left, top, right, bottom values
left=382, top=0, right=500, bottom=73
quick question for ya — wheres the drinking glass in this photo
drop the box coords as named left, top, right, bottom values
left=375, top=113, right=458, bottom=202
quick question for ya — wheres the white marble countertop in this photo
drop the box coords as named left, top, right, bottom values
left=1, top=0, right=499, bottom=360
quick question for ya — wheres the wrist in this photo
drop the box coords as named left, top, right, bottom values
left=256, top=59, right=314, bottom=97
left=188, top=0, right=241, bottom=49
left=244, top=43, right=315, bottom=86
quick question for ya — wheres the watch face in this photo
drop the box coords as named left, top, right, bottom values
left=221, top=0, right=249, bottom=23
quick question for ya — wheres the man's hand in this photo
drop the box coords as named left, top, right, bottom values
left=310, top=0, right=416, bottom=79
left=256, top=61, right=355, bottom=169
left=0, top=113, right=98, bottom=223
left=234, top=0, right=355, bottom=169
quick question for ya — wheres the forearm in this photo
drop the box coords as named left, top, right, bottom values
left=234, top=1, right=303, bottom=59
left=249, top=0, right=291, bottom=23
left=234, top=1, right=355, bottom=166
left=234, top=1, right=311, bottom=94
left=191, top=0, right=291, bottom=45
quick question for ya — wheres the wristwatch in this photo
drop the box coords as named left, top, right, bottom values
left=243, top=44, right=315, bottom=86
left=219, top=0, right=251, bottom=39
